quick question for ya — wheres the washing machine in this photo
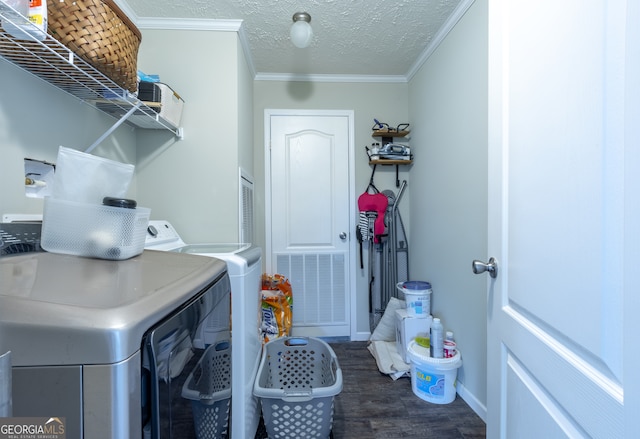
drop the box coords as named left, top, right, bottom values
left=145, top=220, right=262, bottom=439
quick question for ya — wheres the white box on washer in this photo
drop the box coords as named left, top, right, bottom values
left=395, top=309, right=431, bottom=363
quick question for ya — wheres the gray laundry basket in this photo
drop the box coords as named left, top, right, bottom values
left=253, top=337, right=343, bottom=439
left=182, top=341, right=231, bottom=439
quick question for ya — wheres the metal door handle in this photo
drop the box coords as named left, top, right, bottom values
left=339, top=232, right=347, bottom=240
left=472, top=257, right=498, bottom=278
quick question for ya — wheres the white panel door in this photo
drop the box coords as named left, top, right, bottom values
left=485, top=1, right=640, bottom=437
left=267, top=111, right=354, bottom=338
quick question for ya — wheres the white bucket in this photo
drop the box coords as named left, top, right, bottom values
left=407, top=341, right=462, bottom=404
left=396, top=281, right=432, bottom=318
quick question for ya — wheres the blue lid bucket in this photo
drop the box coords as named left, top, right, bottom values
left=396, top=281, right=432, bottom=318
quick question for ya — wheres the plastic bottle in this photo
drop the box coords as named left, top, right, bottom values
left=27, top=0, right=48, bottom=41
left=430, top=318, right=444, bottom=358
left=446, top=331, right=455, bottom=342
left=444, top=331, right=457, bottom=358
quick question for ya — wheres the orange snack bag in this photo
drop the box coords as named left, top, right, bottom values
left=260, top=274, right=293, bottom=343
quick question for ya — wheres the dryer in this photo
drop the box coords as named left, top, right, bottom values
left=145, top=220, right=263, bottom=439
left=0, top=233, right=231, bottom=438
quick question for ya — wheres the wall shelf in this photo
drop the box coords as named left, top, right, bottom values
left=371, top=130, right=410, bottom=137
left=369, top=130, right=412, bottom=187
left=0, top=3, right=182, bottom=138
left=372, top=129, right=410, bottom=145
left=369, top=159, right=413, bottom=166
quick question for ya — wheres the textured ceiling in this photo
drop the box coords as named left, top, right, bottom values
left=120, top=0, right=464, bottom=80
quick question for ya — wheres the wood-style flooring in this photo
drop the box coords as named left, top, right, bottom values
left=255, top=341, right=486, bottom=439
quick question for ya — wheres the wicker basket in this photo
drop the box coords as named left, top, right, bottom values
left=46, top=0, right=141, bottom=92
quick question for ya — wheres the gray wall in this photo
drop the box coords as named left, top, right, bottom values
left=408, top=1, right=488, bottom=414
left=0, top=59, right=138, bottom=215
left=135, top=29, right=253, bottom=244
left=253, top=81, right=410, bottom=337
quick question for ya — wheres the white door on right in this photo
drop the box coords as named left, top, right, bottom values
left=486, top=1, right=640, bottom=437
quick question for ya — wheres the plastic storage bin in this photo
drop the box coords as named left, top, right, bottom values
left=155, top=83, right=184, bottom=127
left=137, top=82, right=184, bottom=127
left=253, top=337, right=343, bottom=439
left=181, top=341, right=232, bottom=439
left=40, top=197, right=150, bottom=260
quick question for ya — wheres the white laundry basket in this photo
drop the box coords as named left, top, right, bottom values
left=253, top=337, right=342, bottom=439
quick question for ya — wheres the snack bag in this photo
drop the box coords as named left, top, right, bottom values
left=260, top=274, right=293, bottom=343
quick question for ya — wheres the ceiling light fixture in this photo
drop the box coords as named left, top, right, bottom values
left=290, top=12, right=313, bottom=48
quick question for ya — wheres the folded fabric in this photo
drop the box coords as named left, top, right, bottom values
left=367, top=340, right=410, bottom=380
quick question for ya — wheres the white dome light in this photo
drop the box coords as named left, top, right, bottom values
left=290, top=12, right=313, bottom=48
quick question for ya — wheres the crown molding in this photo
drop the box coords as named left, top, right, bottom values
left=113, top=0, right=473, bottom=84
left=112, top=1, right=243, bottom=32
left=135, top=17, right=242, bottom=32
left=137, top=18, right=256, bottom=77
left=112, top=0, right=138, bottom=22
left=254, top=73, right=408, bottom=83
left=406, top=0, right=476, bottom=81
left=113, top=0, right=256, bottom=74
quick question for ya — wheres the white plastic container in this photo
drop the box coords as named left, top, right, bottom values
left=41, top=197, right=150, bottom=260
left=26, top=0, right=47, bottom=40
left=408, top=341, right=462, bottom=404
left=396, top=281, right=432, bottom=318
left=444, top=331, right=457, bottom=358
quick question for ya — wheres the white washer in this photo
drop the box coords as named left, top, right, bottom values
left=145, top=220, right=262, bottom=439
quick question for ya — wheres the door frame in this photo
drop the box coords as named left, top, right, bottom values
left=264, top=109, right=357, bottom=340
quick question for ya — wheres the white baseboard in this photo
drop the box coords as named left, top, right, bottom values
left=456, top=381, right=487, bottom=423
left=351, top=331, right=371, bottom=342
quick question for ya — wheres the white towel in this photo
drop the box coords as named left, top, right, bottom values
left=369, top=297, right=405, bottom=342
left=367, top=340, right=410, bottom=380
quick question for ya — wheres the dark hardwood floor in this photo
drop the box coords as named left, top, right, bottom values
left=256, top=341, right=486, bottom=439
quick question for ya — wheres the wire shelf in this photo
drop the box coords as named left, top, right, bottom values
left=0, top=3, right=181, bottom=135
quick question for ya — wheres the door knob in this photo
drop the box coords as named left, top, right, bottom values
left=472, top=257, right=498, bottom=278
left=339, top=232, right=347, bottom=240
